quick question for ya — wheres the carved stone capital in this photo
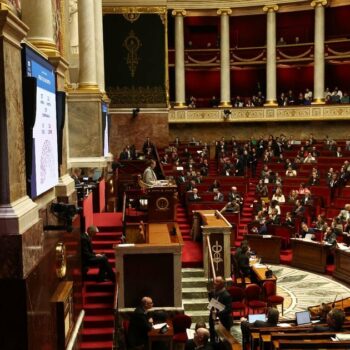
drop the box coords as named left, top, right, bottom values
left=217, top=8, right=232, bottom=16
left=263, top=4, right=279, bottom=13
left=171, top=9, right=186, bottom=17
left=311, top=0, right=328, bottom=7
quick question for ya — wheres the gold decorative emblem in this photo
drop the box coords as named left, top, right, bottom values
left=156, top=197, right=169, bottom=210
left=122, top=12, right=140, bottom=23
left=123, top=30, right=142, bottom=78
left=55, top=242, right=67, bottom=278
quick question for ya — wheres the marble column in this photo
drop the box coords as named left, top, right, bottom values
left=78, top=0, right=98, bottom=90
left=217, top=9, right=232, bottom=107
left=312, top=0, right=327, bottom=104
left=263, top=5, right=279, bottom=106
left=21, top=0, right=59, bottom=56
left=172, top=9, right=187, bottom=108
left=94, top=0, right=106, bottom=94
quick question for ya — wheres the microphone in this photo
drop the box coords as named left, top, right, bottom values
left=332, top=294, right=338, bottom=308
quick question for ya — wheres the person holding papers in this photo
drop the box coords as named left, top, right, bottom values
left=208, top=276, right=233, bottom=343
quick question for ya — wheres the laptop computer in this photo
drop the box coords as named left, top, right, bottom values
left=248, top=314, right=266, bottom=323
left=295, top=311, right=311, bottom=325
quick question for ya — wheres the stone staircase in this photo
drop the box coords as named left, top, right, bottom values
left=182, top=268, right=209, bottom=324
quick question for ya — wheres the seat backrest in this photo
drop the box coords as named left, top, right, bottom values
left=245, top=283, right=262, bottom=301
left=263, top=281, right=276, bottom=298
left=172, top=314, right=192, bottom=334
left=228, top=286, right=245, bottom=302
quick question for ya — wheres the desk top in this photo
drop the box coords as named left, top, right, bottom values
left=148, top=322, right=174, bottom=340
left=148, top=223, right=183, bottom=246
left=251, top=262, right=277, bottom=282
left=197, top=210, right=231, bottom=228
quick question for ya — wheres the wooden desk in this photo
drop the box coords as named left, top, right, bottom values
left=333, top=247, right=350, bottom=284
left=197, top=210, right=232, bottom=279
left=148, top=223, right=183, bottom=245
left=245, top=234, right=281, bottom=264
left=148, top=323, right=174, bottom=350
left=115, top=223, right=183, bottom=309
left=251, top=264, right=277, bottom=283
left=291, top=239, right=330, bottom=273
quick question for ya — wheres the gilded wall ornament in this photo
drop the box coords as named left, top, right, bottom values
left=123, top=30, right=142, bottom=78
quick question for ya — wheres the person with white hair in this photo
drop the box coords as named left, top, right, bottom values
left=185, top=327, right=213, bottom=350
left=127, top=296, right=154, bottom=349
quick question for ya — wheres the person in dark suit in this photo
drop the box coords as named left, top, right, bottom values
left=142, top=137, right=155, bottom=155
left=81, top=226, right=115, bottom=282
left=185, top=328, right=213, bottom=350
left=127, top=296, right=154, bottom=349
left=241, top=308, right=279, bottom=346
left=208, top=276, right=233, bottom=343
left=299, top=222, right=315, bottom=239
left=312, top=308, right=345, bottom=332
left=188, top=188, right=201, bottom=202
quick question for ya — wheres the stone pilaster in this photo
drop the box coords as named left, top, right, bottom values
left=217, top=9, right=232, bottom=107
left=311, top=0, right=327, bottom=104
left=263, top=5, right=278, bottom=106
left=172, top=9, right=187, bottom=108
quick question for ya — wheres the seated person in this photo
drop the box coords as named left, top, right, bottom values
left=259, top=208, right=280, bottom=234
left=323, top=226, right=337, bottom=246
left=283, top=211, right=295, bottom=228
left=127, top=296, right=154, bottom=349
left=271, top=188, right=285, bottom=204
left=241, top=308, right=279, bottom=346
left=337, top=204, right=350, bottom=222
left=208, top=180, right=221, bottom=192
left=228, top=186, right=243, bottom=205
left=188, top=188, right=201, bottom=202
left=299, top=222, right=315, bottom=239
left=293, top=199, right=305, bottom=218
left=185, top=327, right=213, bottom=350
left=256, top=179, right=269, bottom=198
left=81, top=226, right=115, bottom=282
left=285, top=166, right=297, bottom=177
left=142, top=159, right=157, bottom=185
left=314, top=214, right=327, bottom=232
left=213, top=188, right=224, bottom=202
left=312, top=308, right=345, bottom=332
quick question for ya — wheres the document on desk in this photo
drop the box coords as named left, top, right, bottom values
left=153, top=323, right=168, bottom=330
left=208, top=298, right=225, bottom=311
left=277, top=323, right=292, bottom=327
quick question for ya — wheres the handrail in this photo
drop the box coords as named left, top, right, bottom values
left=66, top=310, right=85, bottom=350
left=206, top=234, right=216, bottom=280
left=112, top=272, right=120, bottom=350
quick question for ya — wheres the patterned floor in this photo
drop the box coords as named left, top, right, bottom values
left=230, top=264, right=350, bottom=341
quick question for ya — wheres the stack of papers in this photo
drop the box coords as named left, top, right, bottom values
left=335, top=334, right=350, bottom=341
left=153, top=323, right=168, bottom=330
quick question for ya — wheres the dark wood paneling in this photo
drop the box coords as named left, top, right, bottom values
left=124, top=253, right=174, bottom=307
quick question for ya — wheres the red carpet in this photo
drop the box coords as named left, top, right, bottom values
left=182, top=240, right=203, bottom=268
left=93, top=212, right=123, bottom=230
left=177, top=203, right=203, bottom=268
left=81, top=212, right=123, bottom=350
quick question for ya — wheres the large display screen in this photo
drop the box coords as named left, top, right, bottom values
left=22, top=45, right=59, bottom=198
left=102, top=103, right=109, bottom=157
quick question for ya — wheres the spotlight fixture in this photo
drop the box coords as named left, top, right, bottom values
left=132, top=107, right=140, bottom=118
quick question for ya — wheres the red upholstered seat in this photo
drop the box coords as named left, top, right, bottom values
left=263, top=280, right=284, bottom=315
left=228, top=286, right=246, bottom=317
left=245, top=284, right=267, bottom=314
left=172, top=314, right=192, bottom=344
